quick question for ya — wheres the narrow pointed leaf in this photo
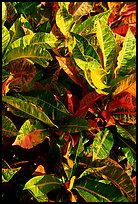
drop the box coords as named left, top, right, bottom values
left=2, top=115, right=18, bottom=137
left=114, top=28, right=136, bottom=77
left=24, top=175, right=63, bottom=202
left=56, top=4, right=73, bottom=37
left=96, top=20, right=116, bottom=72
left=92, top=128, right=114, bottom=161
left=2, top=96, right=57, bottom=127
left=2, top=2, right=7, bottom=25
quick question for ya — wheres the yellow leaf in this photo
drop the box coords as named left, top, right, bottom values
left=67, top=176, right=76, bottom=191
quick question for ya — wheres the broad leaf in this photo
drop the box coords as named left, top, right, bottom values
left=92, top=128, right=114, bottom=161
left=25, top=90, right=71, bottom=121
left=59, top=116, right=90, bottom=133
left=96, top=20, right=116, bottom=72
left=12, top=119, right=50, bottom=149
left=2, top=96, right=57, bottom=128
left=71, top=10, right=111, bottom=36
left=113, top=73, right=136, bottom=97
left=114, top=28, right=136, bottom=77
left=78, top=158, right=136, bottom=202
left=2, top=115, right=18, bottom=137
left=74, top=179, right=129, bottom=202
left=24, top=175, right=63, bottom=202
left=56, top=3, right=73, bottom=37
left=116, top=124, right=136, bottom=144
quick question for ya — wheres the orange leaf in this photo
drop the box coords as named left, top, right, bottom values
left=2, top=75, right=14, bottom=96
left=32, top=165, right=46, bottom=176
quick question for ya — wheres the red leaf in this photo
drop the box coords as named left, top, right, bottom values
left=75, top=91, right=104, bottom=116
left=65, top=89, right=74, bottom=114
left=112, top=24, right=136, bottom=36
left=131, top=176, right=136, bottom=188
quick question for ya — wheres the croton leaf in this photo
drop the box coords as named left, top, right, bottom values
left=2, top=2, right=7, bottom=26
left=59, top=116, right=90, bottom=133
left=2, top=26, right=10, bottom=54
left=78, top=158, right=136, bottom=202
left=25, top=90, right=71, bottom=121
left=24, top=175, right=63, bottom=202
left=92, top=128, right=114, bottom=161
left=75, top=91, right=104, bottom=116
left=12, top=119, right=50, bottom=149
left=74, top=179, right=129, bottom=202
left=107, top=91, right=136, bottom=124
left=116, top=124, right=136, bottom=144
left=114, top=28, right=136, bottom=77
left=2, top=114, right=18, bottom=137
left=56, top=3, right=73, bottom=37
left=2, top=165, right=21, bottom=183
left=2, top=96, right=57, bottom=127
left=113, top=73, right=136, bottom=97
left=96, top=20, right=116, bottom=73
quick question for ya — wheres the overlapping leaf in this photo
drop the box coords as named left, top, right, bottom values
left=12, top=119, right=50, bottom=149
left=74, top=179, right=129, bottom=202
left=2, top=96, right=57, bottom=127
left=24, top=175, right=63, bottom=202
left=2, top=115, right=18, bottom=137
left=78, top=158, right=136, bottom=202
left=114, top=28, right=136, bottom=77
left=2, top=26, right=10, bottom=54
left=96, top=20, right=116, bottom=73
left=92, top=128, right=114, bottom=161
left=2, top=166, right=21, bottom=183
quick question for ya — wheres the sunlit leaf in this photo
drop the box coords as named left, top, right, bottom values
left=2, top=114, right=18, bottom=137
left=96, top=20, right=116, bottom=73
left=56, top=3, right=73, bottom=37
left=114, top=28, right=136, bottom=77
left=2, top=2, right=7, bottom=25
left=12, top=119, right=50, bottom=149
left=2, top=96, right=57, bottom=127
left=92, top=128, right=114, bottom=161
left=24, top=175, right=63, bottom=202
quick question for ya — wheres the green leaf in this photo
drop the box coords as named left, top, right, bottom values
left=96, top=20, right=116, bottom=72
left=24, top=175, right=63, bottom=202
left=2, top=26, right=10, bottom=54
left=12, top=119, right=50, bottom=149
left=116, top=124, right=136, bottom=144
left=25, top=91, right=71, bottom=121
left=2, top=166, right=21, bottom=182
left=74, top=55, right=110, bottom=92
left=3, top=32, right=58, bottom=67
left=56, top=3, right=73, bottom=37
left=59, top=116, right=89, bottom=133
left=2, top=115, right=18, bottom=137
left=78, top=158, right=136, bottom=202
left=2, top=69, right=10, bottom=82
left=114, top=28, right=136, bottom=77
left=71, top=10, right=111, bottom=36
left=92, top=128, right=114, bottom=161
left=74, top=179, right=129, bottom=202
left=2, top=2, right=7, bottom=25
left=2, top=96, right=58, bottom=128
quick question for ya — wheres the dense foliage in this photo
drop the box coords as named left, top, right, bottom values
left=2, top=2, right=136, bottom=202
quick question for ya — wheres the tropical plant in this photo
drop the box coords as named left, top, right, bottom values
left=2, top=2, right=136, bottom=202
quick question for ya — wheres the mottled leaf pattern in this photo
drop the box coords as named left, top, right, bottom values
left=2, top=115, right=18, bottom=137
